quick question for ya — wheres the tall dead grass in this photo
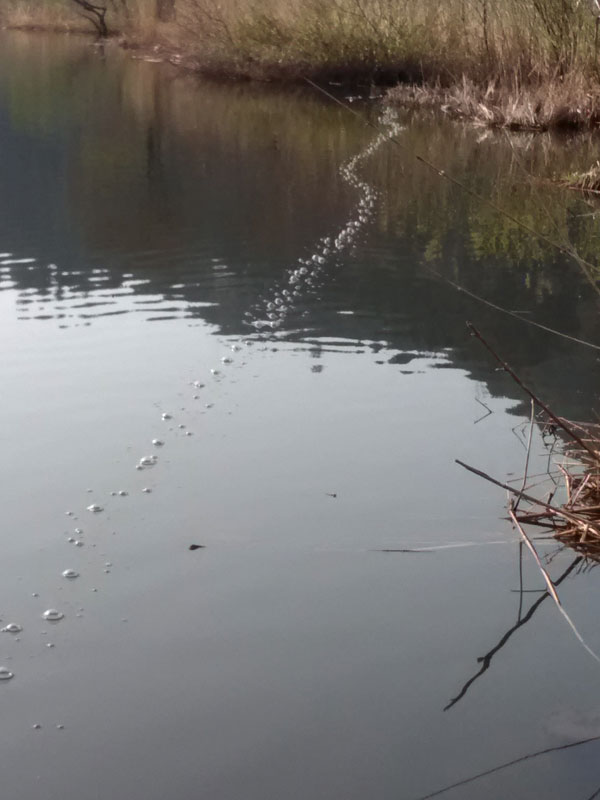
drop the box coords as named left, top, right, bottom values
left=388, top=73, right=600, bottom=131
left=1, top=0, right=85, bottom=31
left=176, top=0, right=600, bottom=83
left=3, top=0, right=600, bottom=91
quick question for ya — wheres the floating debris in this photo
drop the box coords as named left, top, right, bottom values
left=142, top=487, right=152, bottom=494
left=151, top=440, right=164, bottom=447
left=189, top=544, right=205, bottom=551
left=118, top=490, right=128, bottom=497
left=86, top=504, right=103, bottom=513
left=0, top=668, right=13, bottom=681
left=62, top=569, right=79, bottom=579
left=161, top=413, right=172, bottom=420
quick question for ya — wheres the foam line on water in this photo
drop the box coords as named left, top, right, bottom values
left=1, top=116, right=404, bottom=688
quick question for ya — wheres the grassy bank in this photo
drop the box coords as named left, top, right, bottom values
left=388, top=76, right=600, bottom=132
left=176, top=0, right=600, bottom=84
left=4, top=1, right=600, bottom=125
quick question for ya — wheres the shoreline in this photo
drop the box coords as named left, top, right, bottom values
left=4, top=21, right=600, bottom=136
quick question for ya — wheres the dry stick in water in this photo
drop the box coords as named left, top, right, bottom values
left=455, top=459, right=591, bottom=531
left=570, top=472, right=592, bottom=508
left=586, top=784, right=600, bottom=800
left=413, top=733, right=600, bottom=800
left=466, top=323, right=599, bottom=461
left=515, top=398, right=535, bottom=512
left=558, top=463, right=573, bottom=504
left=426, top=265, right=600, bottom=352
left=508, top=505, right=600, bottom=665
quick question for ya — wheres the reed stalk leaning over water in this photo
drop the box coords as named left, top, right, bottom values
left=458, top=325, right=600, bottom=553
left=457, top=325, right=600, bottom=660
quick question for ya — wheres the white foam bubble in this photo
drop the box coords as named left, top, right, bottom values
left=43, top=609, right=64, bottom=622
left=1, top=624, right=22, bottom=634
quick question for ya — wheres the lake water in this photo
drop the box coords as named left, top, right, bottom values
left=2, top=31, right=600, bottom=800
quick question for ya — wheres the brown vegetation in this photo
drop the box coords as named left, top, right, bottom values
left=2, top=1, right=600, bottom=84
left=460, top=325, right=600, bottom=565
left=564, top=160, right=600, bottom=192
left=388, top=76, right=600, bottom=132
left=5, top=2, right=600, bottom=137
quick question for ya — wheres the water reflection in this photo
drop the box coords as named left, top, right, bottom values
left=445, top=553, right=584, bottom=711
left=5, top=32, right=600, bottom=800
left=2, top=34, right=600, bottom=422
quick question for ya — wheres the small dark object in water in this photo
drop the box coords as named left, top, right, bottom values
left=189, top=544, right=205, bottom=551
left=326, top=493, right=337, bottom=498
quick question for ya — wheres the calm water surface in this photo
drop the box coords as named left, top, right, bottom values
left=3, top=32, right=600, bottom=800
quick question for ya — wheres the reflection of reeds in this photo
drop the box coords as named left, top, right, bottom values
left=177, top=0, right=600, bottom=85
left=415, top=728, right=600, bottom=799
left=444, top=553, right=584, bottom=712
left=460, top=325, right=600, bottom=562
left=388, top=76, right=600, bottom=132
left=565, top=161, right=600, bottom=193
left=525, top=416, right=600, bottom=553
left=458, top=326, right=600, bottom=672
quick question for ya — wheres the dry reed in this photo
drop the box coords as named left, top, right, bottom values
left=388, top=75, right=600, bottom=131
left=564, top=161, right=600, bottom=192
left=460, top=325, right=600, bottom=564
left=3, top=0, right=600, bottom=90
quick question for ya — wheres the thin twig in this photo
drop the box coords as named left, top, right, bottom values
left=509, top=505, right=600, bottom=666
left=413, top=733, right=600, bottom=800
left=467, top=324, right=599, bottom=461
left=571, top=473, right=592, bottom=507
left=456, top=459, right=595, bottom=532
left=474, top=396, right=493, bottom=424
left=444, top=557, right=582, bottom=711
left=558, top=464, right=573, bottom=504
left=515, top=399, right=535, bottom=512
left=517, top=541, right=524, bottom=621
